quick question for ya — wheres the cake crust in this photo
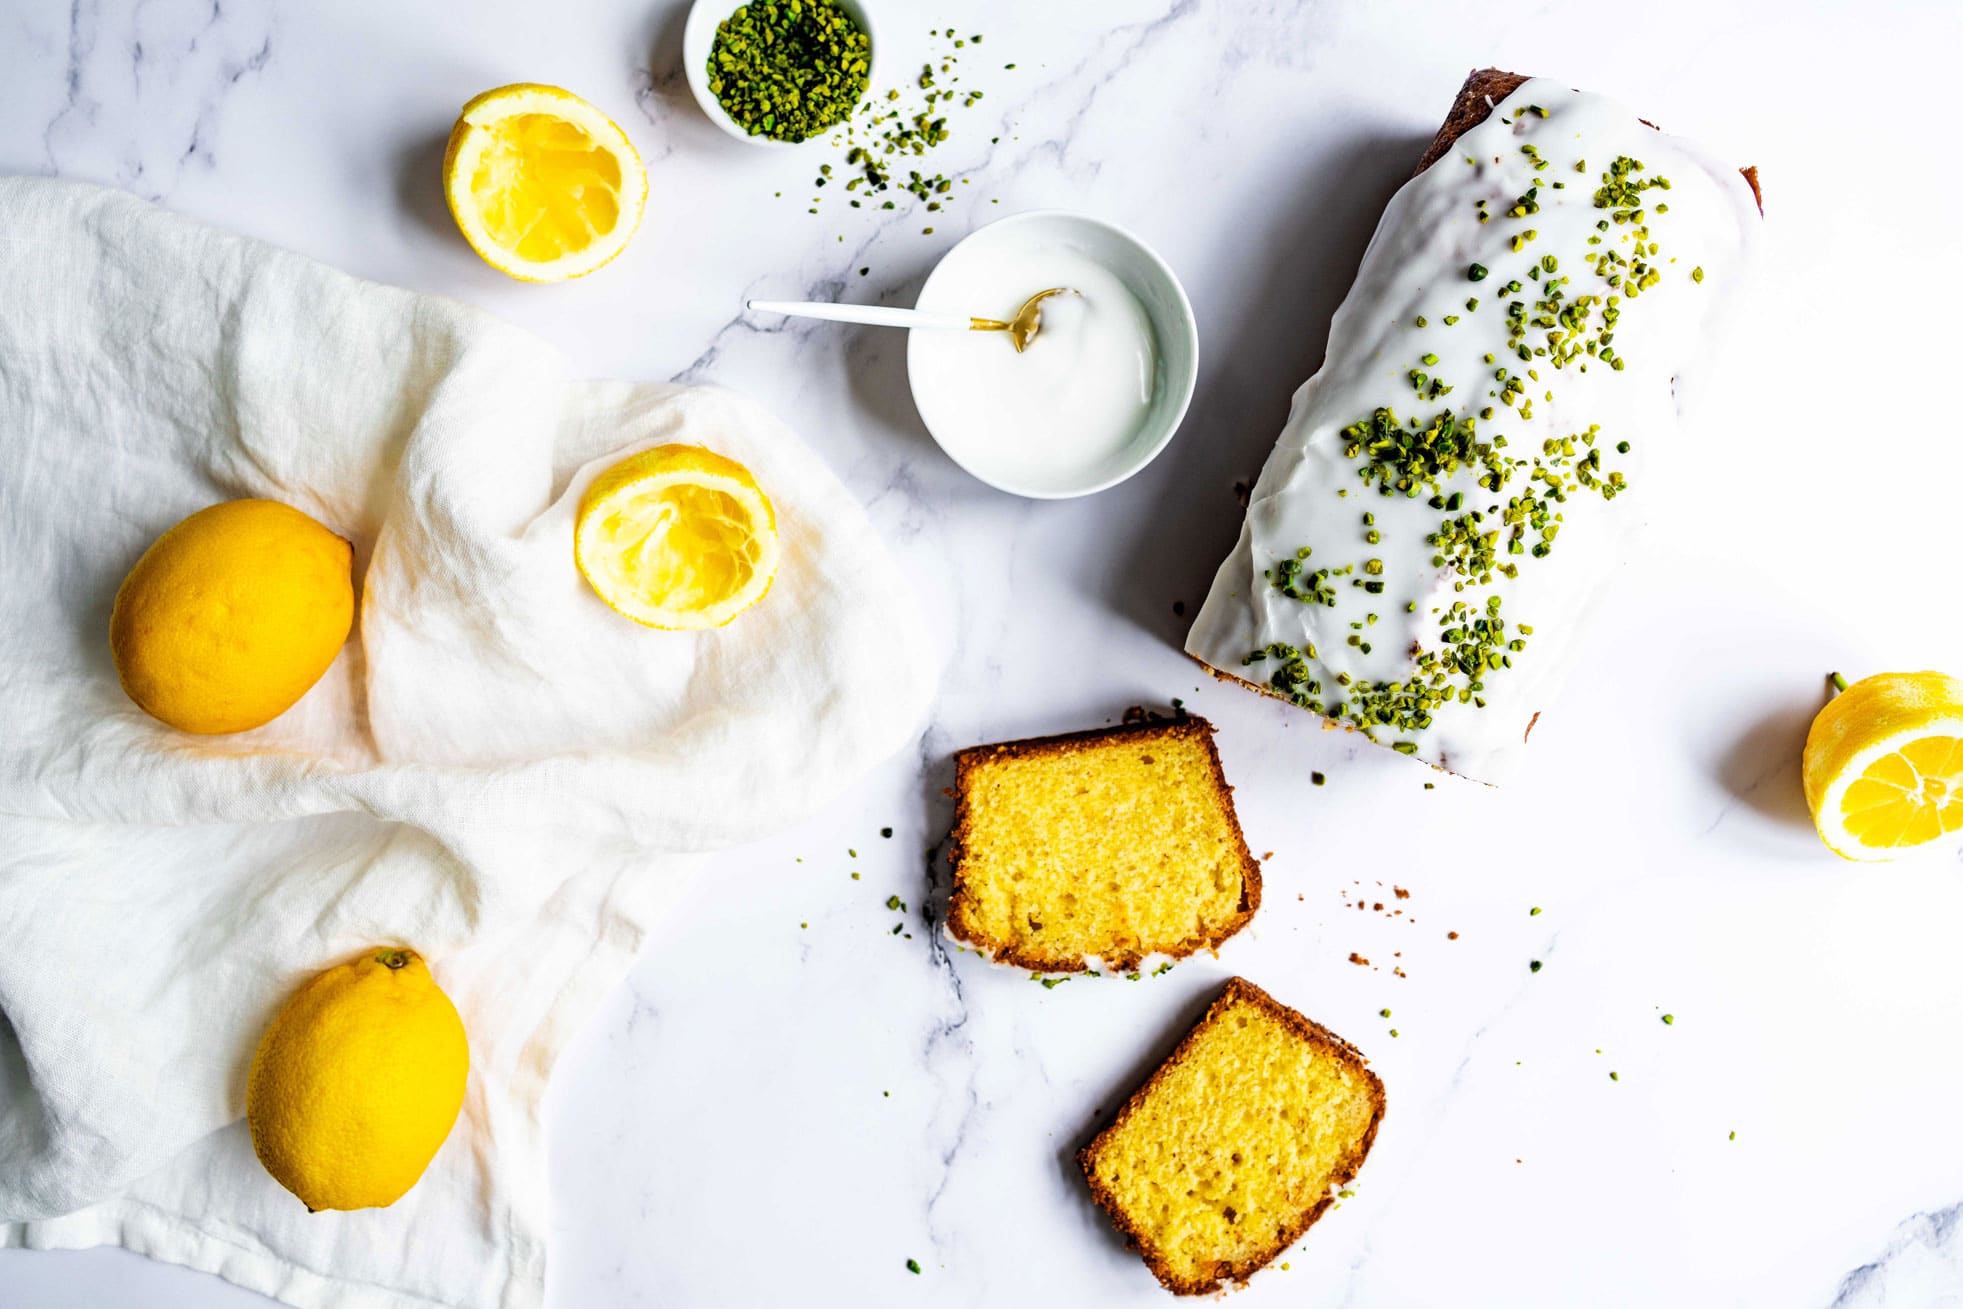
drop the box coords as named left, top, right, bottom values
left=1078, top=977, right=1388, bottom=1295
left=1417, top=67, right=1762, bottom=202
left=944, top=717, right=1261, bottom=972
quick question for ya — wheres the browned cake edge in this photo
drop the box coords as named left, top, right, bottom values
left=1411, top=66, right=1534, bottom=173
left=943, top=716, right=1262, bottom=973
left=1415, top=67, right=1762, bottom=205
left=1192, top=68, right=1762, bottom=772
left=1077, top=977, right=1388, bottom=1296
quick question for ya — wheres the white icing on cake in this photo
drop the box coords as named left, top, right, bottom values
left=1186, top=78, right=1760, bottom=784
left=938, top=915, right=1188, bottom=979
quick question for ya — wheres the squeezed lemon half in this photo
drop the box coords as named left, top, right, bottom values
left=1803, top=671, right=1963, bottom=861
left=442, top=83, right=647, bottom=282
left=574, top=444, right=779, bottom=630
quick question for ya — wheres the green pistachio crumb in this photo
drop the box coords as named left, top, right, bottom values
left=708, top=1, right=872, bottom=143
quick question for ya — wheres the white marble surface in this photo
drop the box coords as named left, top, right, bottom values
left=4, top=0, right=1963, bottom=1305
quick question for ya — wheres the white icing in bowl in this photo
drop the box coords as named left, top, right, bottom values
left=907, top=211, right=1199, bottom=499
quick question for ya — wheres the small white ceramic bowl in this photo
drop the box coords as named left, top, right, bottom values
left=907, top=211, right=1200, bottom=499
left=682, top=0, right=879, bottom=148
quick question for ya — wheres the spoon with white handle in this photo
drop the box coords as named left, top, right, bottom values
left=748, top=287, right=1074, bottom=353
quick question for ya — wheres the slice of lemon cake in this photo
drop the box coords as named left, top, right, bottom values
left=1079, top=978, right=1385, bottom=1295
left=944, top=718, right=1259, bottom=973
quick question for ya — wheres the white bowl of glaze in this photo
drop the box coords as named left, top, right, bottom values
left=906, top=210, right=1200, bottom=499
left=682, top=0, right=879, bottom=148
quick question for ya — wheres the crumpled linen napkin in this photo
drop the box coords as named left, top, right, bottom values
left=0, top=177, right=937, bottom=1308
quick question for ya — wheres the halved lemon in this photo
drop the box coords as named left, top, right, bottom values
left=442, top=83, right=647, bottom=283
left=1803, top=671, right=1963, bottom=862
left=574, top=445, right=779, bottom=630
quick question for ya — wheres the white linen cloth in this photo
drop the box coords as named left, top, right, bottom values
left=0, top=177, right=937, bottom=1307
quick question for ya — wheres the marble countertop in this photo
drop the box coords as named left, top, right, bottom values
left=6, top=0, right=1963, bottom=1305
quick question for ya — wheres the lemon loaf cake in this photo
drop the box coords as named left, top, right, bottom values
left=1185, top=69, right=1763, bottom=783
left=1079, top=978, right=1385, bottom=1295
left=944, top=718, right=1259, bottom=973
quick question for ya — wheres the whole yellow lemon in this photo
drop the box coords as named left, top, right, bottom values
left=246, top=947, right=470, bottom=1212
left=109, top=499, right=355, bottom=734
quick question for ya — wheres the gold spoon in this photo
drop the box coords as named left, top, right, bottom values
left=968, top=287, right=1075, bottom=352
left=747, top=287, right=1080, bottom=353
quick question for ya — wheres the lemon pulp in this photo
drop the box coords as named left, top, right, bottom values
left=1838, top=735, right=1963, bottom=848
left=468, top=112, right=624, bottom=263
left=588, top=483, right=764, bottom=615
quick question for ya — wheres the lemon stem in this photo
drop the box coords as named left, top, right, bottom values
left=375, top=949, right=410, bottom=970
left=1829, top=671, right=1849, bottom=694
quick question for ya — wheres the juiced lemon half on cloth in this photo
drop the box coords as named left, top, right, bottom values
left=574, top=444, right=780, bottom=630
left=1804, top=671, right=1963, bottom=862
left=442, top=83, right=647, bottom=282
